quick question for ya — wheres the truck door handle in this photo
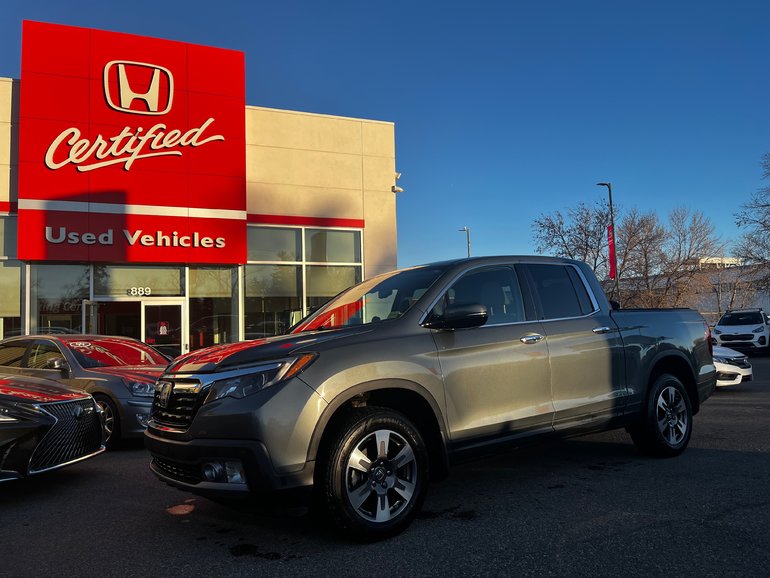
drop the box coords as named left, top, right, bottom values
left=520, top=334, right=544, bottom=344
left=592, top=326, right=612, bottom=334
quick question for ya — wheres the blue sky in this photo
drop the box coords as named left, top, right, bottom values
left=2, top=0, right=768, bottom=267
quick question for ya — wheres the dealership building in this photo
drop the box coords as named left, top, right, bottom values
left=0, top=21, right=399, bottom=354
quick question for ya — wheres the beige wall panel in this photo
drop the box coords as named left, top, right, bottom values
left=362, top=155, right=395, bottom=192
left=0, top=122, right=11, bottom=167
left=247, top=182, right=364, bottom=220
left=362, top=122, right=395, bottom=158
left=247, top=145, right=362, bottom=191
left=363, top=189, right=398, bottom=277
left=246, top=107, right=362, bottom=154
left=0, top=79, right=12, bottom=123
left=0, top=165, right=10, bottom=203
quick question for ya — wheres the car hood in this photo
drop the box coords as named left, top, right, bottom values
left=166, top=326, right=374, bottom=374
left=0, top=374, right=88, bottom=404
left=716, top=325, right=764, bottom=333
left=88, top=366, right=166, bottom=382
left=712, top=346, right=745, bottom=359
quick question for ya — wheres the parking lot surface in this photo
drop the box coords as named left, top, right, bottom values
left=2, top=358, right=769, bottom=577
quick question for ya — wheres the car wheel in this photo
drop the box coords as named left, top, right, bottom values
left=320, top=407, right=429, bottom=541
left=94, top=394, right=121, bottom=449
left=629, top=373, right=692, bottom=457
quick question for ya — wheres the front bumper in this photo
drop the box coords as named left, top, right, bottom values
left=144, top=376, right=325, bottom=500
left=120, top=399, right=152, bottom=438
left=714, top=336, right=767, bottom=350
left=715, top=365, right=753, bottom=387
left=145, top=430, right=314, bottom=499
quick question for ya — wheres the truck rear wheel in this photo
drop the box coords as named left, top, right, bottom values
left=629, top=373, right=692, bottom=457
left=320, top=406, right=429, bottom=541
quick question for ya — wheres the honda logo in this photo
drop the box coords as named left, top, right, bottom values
left=103, top=60, right=174, bottom=115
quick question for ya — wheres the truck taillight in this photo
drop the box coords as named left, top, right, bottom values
left=704, top=321, right=713, bottom=357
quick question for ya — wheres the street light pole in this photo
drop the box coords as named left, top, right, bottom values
left=596, top=182, right=621, bottom=305
left=459, top=226, right=471, bottom=258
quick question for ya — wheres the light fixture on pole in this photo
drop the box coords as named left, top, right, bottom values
left=459, top=226, right=471, bottom=258
left=596, top=182, right=620, bottom=304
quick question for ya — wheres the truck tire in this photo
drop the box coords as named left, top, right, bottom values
left=629, top=373, right=692, bottom=457
left=320, top=406, right=429, bottom=541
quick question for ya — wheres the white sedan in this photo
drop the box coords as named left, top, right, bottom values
left=713, top=345, right=753, bottom=387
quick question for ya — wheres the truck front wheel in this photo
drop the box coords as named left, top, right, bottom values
left=629, top=373, right=693, bottom=457
left=320, top=406, right=429, bottom=541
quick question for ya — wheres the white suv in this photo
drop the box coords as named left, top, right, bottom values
left=712, top=309, right=770, bottom=353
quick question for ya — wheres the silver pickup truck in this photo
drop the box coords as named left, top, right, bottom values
left=145, top=256, right=715, bottom=540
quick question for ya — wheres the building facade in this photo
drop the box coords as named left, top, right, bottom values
left=0, top=21, right=398, bottom=356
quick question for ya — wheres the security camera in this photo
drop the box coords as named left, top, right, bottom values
left=392, top=186, right=404, bottom=193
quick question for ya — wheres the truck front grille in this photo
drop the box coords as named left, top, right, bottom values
left=30, top=398, right=104, bottom=473
left=720, top=334, right=752, bottom=342
left=151, top=379, right=205, bottom=431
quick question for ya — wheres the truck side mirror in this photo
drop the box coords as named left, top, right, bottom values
left=422, top=303, right=489, bottom=330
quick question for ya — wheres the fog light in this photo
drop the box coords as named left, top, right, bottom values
left=759, top=336, right=766, bottom=345
left=202, top=462, right=225, bottom=482
left=201, top=460, right=245, bottom=484
left=225, top=460, right=245, bottom=484
left=136, top=413, right=149, bottom=428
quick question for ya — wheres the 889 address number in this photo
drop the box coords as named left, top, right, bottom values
left=127, top=287, right=152, bottom=296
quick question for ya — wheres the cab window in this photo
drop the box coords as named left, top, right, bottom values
left=431, top=267, right=525, bottom=326
left=525, top=264, right=594, bottom=320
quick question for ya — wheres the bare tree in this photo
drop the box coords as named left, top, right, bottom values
left=615, top=209, right=666, bottom=307
left=532, top=200, right=610, bottom=277
left=533, top=202, right=722, bottom=309
left=735, top=153, right=770, bottom=294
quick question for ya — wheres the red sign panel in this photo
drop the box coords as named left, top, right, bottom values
left=18, top=21, right=247, bottom=263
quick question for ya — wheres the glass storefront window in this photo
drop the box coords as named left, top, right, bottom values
left=306, top=229, right=361, bottom=263
left=30, top=264, right=89, bottom=334
left=0, top=260, right=21, bottom=338
left=244, top=265, right=302, bottom=337
left=1, top=216, right=18, bottom=259
left=247, top=227, right=301, bottom=262
left=189, top=267, right=238, bottom=349
left=306, top=265, right=362, bottom=311
left=94, top=265, right=183, bottom=297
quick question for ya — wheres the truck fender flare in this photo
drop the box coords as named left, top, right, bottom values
left=306, top=378, right=450, bottom=465
left=641, top=348, right=697, bottom=398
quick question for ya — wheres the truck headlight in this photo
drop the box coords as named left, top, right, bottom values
left=206, top=353, right=317, bottom=402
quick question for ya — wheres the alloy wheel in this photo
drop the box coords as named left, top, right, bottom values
left=656, top=385, right=688, bottom=446
left=344, top=428, right=418, bottom=523
left=96, top=400, right=115, bottom=442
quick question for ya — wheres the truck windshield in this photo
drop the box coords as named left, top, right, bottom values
left=720, top=312, right=764, bottom=325
left=292, top=266, right=447, bottom=332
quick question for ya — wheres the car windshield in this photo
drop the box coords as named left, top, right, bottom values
left=719, top=312, right=764, bottom=326
left=292, top=266, right=448, bottom=332
left=60, top=338, right=168, bottom=368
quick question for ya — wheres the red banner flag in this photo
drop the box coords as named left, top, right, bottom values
left=608, top=224, right=617, bottom=280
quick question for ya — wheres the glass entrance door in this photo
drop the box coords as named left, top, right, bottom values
left=144, top=302, right=184, bottom=358
left=83, top=299, right=187, bottom=358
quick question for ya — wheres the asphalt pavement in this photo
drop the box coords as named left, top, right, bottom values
left=2, top=358, right=769, bottom=577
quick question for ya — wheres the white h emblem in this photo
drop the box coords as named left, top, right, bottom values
left=103, top=60, right=174, bottom=115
